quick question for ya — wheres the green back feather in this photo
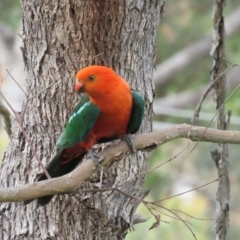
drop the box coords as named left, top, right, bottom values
left=127, top=91, right=145, bottom=134
left=56, top=91, right=144, bottom=149
left=56, top=96, right=100, bottom=149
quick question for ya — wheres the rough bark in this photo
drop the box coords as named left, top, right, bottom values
left=0, top=0, right=164, bottom=239
left=210, top=0, right=230, bottom=239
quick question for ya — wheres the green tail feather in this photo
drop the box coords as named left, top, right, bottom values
left=24, top=149, right=86, bottom=206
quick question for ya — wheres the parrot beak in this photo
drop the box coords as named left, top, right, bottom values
left=75, top=80, right=84, bottom=93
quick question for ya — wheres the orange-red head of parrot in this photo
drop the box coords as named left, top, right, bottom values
left=75, top=65, right=122, bottom=98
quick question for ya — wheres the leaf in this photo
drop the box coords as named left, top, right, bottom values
left=148, top=214, right=160, bottom=231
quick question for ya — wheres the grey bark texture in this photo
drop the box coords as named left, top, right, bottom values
left=210, top=0, right=230, bottom=239
left=0, top=0, right=164, bottom=239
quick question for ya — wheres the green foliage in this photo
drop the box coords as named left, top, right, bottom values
left=142, top=0, right=240, bottom=239
left=0, top=0, right=21, bottom=29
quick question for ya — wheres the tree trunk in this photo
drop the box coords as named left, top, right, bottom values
left=0, top=0, right=164, bottom=239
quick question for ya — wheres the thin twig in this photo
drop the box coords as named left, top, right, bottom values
left=0, top=91, right=51, bottom=179
left=82, top=187, right=143, bottom=202
left=155, top=179, right=218, bottom=203
left=170, top=209, right=214, bottom=221
left=191, top=64, right=236, bottom=125
left=6, top=69, right=27, bottom=96
left=22, top=62, right=65, bottom=118
left=80, top=52, right=104, bottom=62
left=0, top=66, right=16, bottom=85
left=144, top=203, right=169, bottom=224
left=190, top=84, right=240, bottom=153
left=82, top=178, right=216, bottom=238
left=155, top=204, right=198, bottom=240
left=27, top=78, right=62, bottom=101
left=117, top=144, right=189, bottom=188
left=147, top=204, right=192, bottom=224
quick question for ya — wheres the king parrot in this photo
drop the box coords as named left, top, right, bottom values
left=25, top=66, right=144, bottom=206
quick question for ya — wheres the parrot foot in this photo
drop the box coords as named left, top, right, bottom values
left=88, top=148, right=102, bottom=169
left=121, top=134, right=134, bottom=153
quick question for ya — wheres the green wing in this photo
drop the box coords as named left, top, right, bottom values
left=127, top=91, right=145, bottom=134
left=56, top=96, right=100, bottom=149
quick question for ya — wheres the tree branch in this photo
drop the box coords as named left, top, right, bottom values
left=211, top=0, right=230, bottom=239
left=1, top=124, right=240, bottom=204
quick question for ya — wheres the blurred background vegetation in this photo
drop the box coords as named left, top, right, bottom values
left=0, top=0, right=240, bottom=239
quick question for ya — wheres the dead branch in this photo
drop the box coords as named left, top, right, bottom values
left=0, top=124, right=240, bottom=203
left=211, top=0, right=230, bottom=239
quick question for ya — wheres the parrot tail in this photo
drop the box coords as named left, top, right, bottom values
left=24, top=146, right=87, bottom=206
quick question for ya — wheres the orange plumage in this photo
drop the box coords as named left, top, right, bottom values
left=25, top=66, right=142, bottom=206
left=75, top=66, right=132, bottom=150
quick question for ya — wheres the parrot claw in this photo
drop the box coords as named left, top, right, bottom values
left=88, top=148, right=102, bottom=169
left=122, top=134, right=134, bottom=153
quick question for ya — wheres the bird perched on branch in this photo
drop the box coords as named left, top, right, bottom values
left=25, top=65, right=144, bottom=206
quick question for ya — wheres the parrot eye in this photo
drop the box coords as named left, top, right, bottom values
left=88, top=75, right=95, bottom=81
